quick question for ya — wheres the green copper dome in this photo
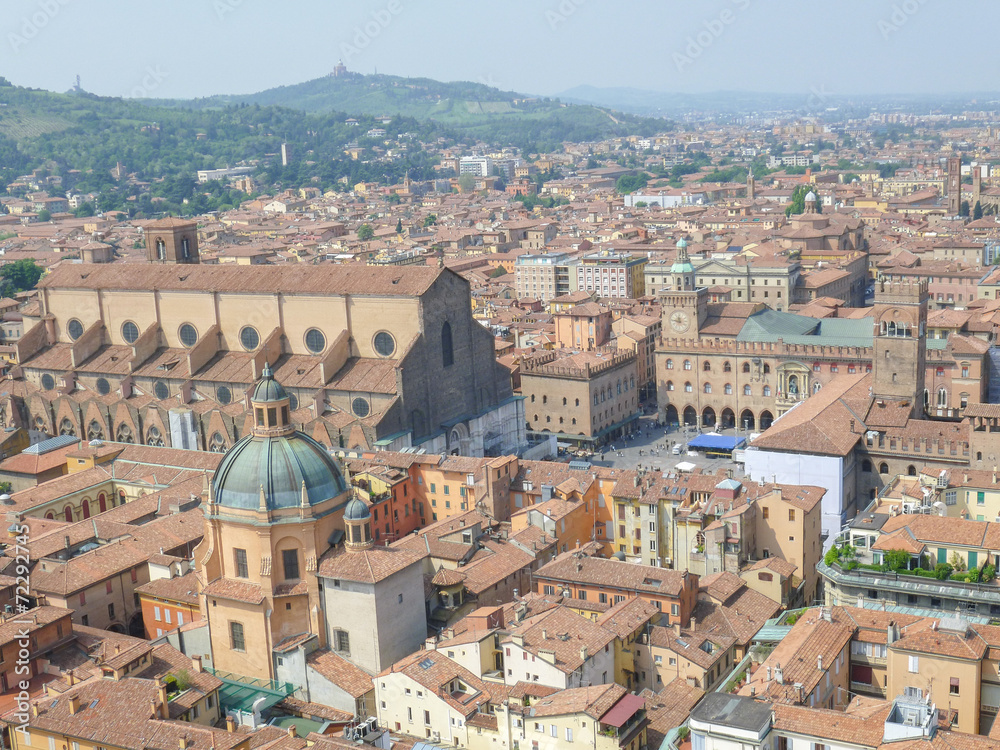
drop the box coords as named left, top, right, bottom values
left=670, top=237, right=694, bottom=275
left=212, top=431, right=348, bottom=511
left=251, top=362, right=288, bottom=403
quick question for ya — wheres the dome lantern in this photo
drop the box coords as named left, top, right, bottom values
left=251, top=361, right=293, bottom=438
left=344, top=497, right=373, bottom=551
left=211, top=365, right=349, bottom=513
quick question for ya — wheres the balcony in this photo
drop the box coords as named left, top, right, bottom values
left=851, top=680, right=885, bottom=697
left=818, top=557, right=1000, bottom=611
left=850, top=652, right=886, bottom=666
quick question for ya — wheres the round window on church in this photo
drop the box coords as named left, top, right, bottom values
left=179, top=323, right=198, bottom=348
left=153, top=380, right=169, bottom=400
left=96, top=378, right=111, bottom=396
left=289, top=393, right=298, bottom=411
left=373, top=331, right=395, bottom=357
left=122, top=321, right=139, bottom=345
left=352, top=397, right=370, bottom=418
left=67, top=319, right=84, bottom=341
left=40, top=373, right=55, bottom=391
left=216, top=385, right=232, bottom=405
left=240, top=326, right=260, bottom=351
left=305, top=328, right=326, bottom=354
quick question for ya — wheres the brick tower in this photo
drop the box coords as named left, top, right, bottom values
left=947, top=156, right=962, bottom=216
left=872, top=278, right=928, bottom=418
left=144, top=217, right=200, bottom=264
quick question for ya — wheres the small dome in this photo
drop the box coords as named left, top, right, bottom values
left=805, top=190, right=817, bottom=202
left=212, top=431, right=348, bottom=511
left=676, top=238, right=688, bottom=249
left=611, top=551, right=627, bottom=561
left=251, top=362, right=288, bottom=403
left=344, top=497, right=371, bottom=521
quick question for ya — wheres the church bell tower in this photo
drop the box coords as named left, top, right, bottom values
left=144, top=217, right=200, bottom=264
left=872, top=278, right=927, bottom=418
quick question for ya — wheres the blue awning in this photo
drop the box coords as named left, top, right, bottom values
left=687, top=433, right=746, bottom=451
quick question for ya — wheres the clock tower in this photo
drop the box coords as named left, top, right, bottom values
left=662, top=238, right=707, bottom=336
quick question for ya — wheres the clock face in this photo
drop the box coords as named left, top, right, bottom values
left=670, top=310, right=690, bottom=333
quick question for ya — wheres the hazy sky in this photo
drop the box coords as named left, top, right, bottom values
left=3, top=0, right=996, bottom=100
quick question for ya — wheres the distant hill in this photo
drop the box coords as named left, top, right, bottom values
left=154, top=72, right=667, bottom=148
left=556, top=85, right=1000, bottom=118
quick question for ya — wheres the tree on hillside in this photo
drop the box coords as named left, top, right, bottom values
left=0, top=259, right=44, bottom=297
left=974, top=201, right=984, bottom=220
left=395, top=218, right=403, bottom=234
left=960, top=200, right=970, bottom=217
left=36, top=210, right=51, bottom=222
left=458, top=174, right=476, bottom=193
left=616, top=173, right=648, bottom=195
left=785, top=184, right=822, bottom=217
left=357, top=223, right=375, bottom=241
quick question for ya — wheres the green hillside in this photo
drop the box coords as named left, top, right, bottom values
left=0, top=72, right=668, bottom=218
left=0, top=77, right=445, bottom=215
left=158, top=73, right=666, bottom=149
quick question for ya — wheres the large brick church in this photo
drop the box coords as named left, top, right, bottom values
left=2, top=218, right=525, bottom=458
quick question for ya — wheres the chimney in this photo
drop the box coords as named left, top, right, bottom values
left=157, top=681, right=169, bottom=718
left=542, top=629, right=547, bottom=641
left=774, top=663, right=783, bottom=684
left=150, top=699, right=159, bottom=718
left=766, top=666, right=772, bottom=681
left=31, top=703, right=38, bottom=717
left=191, top=655, right=203, bottom=673
left=580, top=646, right=588, bottom=662
left=887, top=621, right=897, bottom=644
left=673, top=621, right=681, bottom=636
left=67, top=670, right=75, bottom=686
left=179, top=738, right=189, bottom=750
left=68, top=695, right=81, bottom=715
left=226, top=716, right=237, bottom=733
left=288, top=725, right=298, bottom=739
left=64, top=535, right=71, bottom=550
left=817, top=654, right=823, bottom=671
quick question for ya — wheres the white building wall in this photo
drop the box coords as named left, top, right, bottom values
left=320, top=563, right=426, bottom=675
left=502, top=641, right=615, bottom=689
left=375, top=672, right=471, bottom=746
left=743, top=447, right=845, bottom=542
